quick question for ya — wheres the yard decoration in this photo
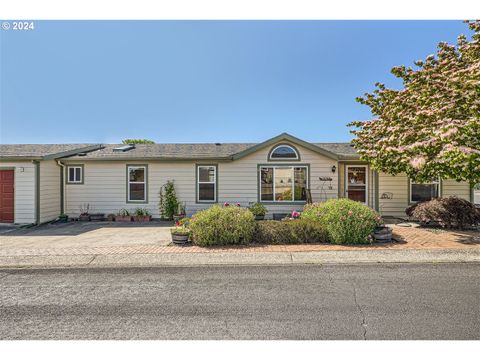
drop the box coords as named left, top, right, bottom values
left=350, top=21, right=480, bottom=185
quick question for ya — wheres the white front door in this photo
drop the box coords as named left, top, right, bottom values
left=346, top=166, right=368, bottom=204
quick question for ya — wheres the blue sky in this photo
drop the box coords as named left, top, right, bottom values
left=0, top=20, right=470, bottom=144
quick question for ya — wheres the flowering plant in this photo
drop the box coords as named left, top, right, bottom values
left=349, top=21, right=480, bottom=184
left=291, top=211, right=301, bottom=219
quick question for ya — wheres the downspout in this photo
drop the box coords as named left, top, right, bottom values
left=56, top=160, right=65, bottom=214
left=32, top=160, right=40, bottom=225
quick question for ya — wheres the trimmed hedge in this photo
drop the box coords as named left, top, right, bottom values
left=302, top=199, right=382, bottom=244
left=189, top=205, right=256, bottom=246
left=254, top=219, right=328, bottom=244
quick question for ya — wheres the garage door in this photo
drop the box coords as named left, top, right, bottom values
left=0, top=170, right=14, bottom=223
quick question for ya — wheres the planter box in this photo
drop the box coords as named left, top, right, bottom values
left=79, top=214, right=90, bottom=222
left=90, top=213, right=105, bottom=221
left=171, top=233, right=189, bottom=245
left=115, top=215, right=132, bottom=222
left=133, top=215, right=152, bottom=222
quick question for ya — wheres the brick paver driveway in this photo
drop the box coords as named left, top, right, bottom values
left=0, top=221, right=478, bottom=257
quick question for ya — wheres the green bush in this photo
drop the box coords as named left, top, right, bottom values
left=189, top=205, right=256, bottom=246
left=248, top=202, right=268, bottom=216
left=159, top=180, right=178, bottom=220
left=302, top=199, right=382, bottom=244
left=254, top=219, right=328, bottom=244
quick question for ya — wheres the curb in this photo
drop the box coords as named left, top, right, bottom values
left=0, top=249, right=479, bottom=269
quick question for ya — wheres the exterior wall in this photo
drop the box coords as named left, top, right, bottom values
left=378, top=173, right=472, bottom=217
left=0, top=161, right=36, bottom=224
left=39, top=160, right=61, bottom=223
left=64, top=142, right=338, bottom=218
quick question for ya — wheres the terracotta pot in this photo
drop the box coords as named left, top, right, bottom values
left=171, top=233, right=189, bottom=245
left=79, top=214, right=90, bottom=222
left=90, top=213, right=105, bottom=221
left=133, top=215, right=152, bottom=222
left=115, top=215, right=132, bottom=222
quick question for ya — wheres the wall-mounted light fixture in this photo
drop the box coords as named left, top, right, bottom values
left=19, top=167, right=24, bottom=172
left=331, top=165, right=336, bottom=174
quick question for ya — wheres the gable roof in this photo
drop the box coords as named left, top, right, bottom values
left=0, top=134, right=361, bottom=161
left=0, top=144, right=103, bottom=160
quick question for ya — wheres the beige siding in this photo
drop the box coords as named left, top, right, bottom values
left=64, top=142, right=338, bottom=218
left=378, top=174, right=472, bottom=217
left=441, top=179, right=470, bottom=200
left=378, top=173, right=409, bottom=217
left=39, top=160, right=61, bottom=223
left=0, top=161, right=36, bottom=224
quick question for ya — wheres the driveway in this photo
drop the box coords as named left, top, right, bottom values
left=0, top=221, right=173, bottom=249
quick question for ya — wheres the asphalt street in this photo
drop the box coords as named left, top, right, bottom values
left=0, top=263, right=479, bottom=339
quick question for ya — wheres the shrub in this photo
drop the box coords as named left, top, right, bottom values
left=248, top=202, right=268, bottom=216
left=189, top=205, right=256, bottom=246
left=411, top=196, right=480, bottom=230
left=159, top=180, right=179, bottom=220
left=254, top=219, right=328, bottom=244
left=134, top=207, right=150, bottom=216
left=302, top=199, right=382, bottom=244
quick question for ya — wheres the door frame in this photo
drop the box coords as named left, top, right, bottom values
left=345, top=165, right=368, bottom=205
left=0, top=168, right=15, bottom=223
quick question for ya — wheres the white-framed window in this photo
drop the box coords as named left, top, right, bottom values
left=269, top=145, right=299, bottom=160
left=197, top=165, right=216, bottom=202
left=127, top=165, right=147, bottom=202
left=260, top=166, right=308, bottom=202
left=67, top=166, right=83, bottom=184
left=410, top=177, right=440, bottom=203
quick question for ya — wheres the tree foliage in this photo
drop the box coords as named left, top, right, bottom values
left=122, top=139, right=155, bottom=144
left=159, top=181, right=179, bottom=220
left=349, top=21, right=480, bottom=184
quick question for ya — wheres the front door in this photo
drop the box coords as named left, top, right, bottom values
left=0, top=170, right=14, bottom=223
left=346, top=166, right=367, bottom=204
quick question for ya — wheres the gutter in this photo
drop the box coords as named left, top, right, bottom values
left=56, top=160, right=66, bottom=214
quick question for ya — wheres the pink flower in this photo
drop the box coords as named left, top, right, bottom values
left=236, top=203, right=241, bottom=207
left=291, top=211, right=300, bottom=218
left=410, top=156, right=426, bottom=170
left=348, top=210, right=353, bottom=216
left=223, top=202, right=229, bottom=207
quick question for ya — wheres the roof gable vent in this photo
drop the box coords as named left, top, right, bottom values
left=113, top=144, right=136, bottom=152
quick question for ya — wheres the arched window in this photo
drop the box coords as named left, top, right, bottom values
left=269, top=145, right=299, bottom=160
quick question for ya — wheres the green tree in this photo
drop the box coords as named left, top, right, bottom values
left=122, top=139, right=155, bottom=144
left=349, top=21, right=480, bottom=185
left=159, top=181, right=179, bottom=220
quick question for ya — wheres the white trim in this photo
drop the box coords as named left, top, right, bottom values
left=197, top=165, right=216, bottom=202
left=409, top=177, right=441, bottom=203
left=269, top=145, right=299, bottom=160
left=345, top=165, right=368, bottom=205
left=259, top=165, right=308, bottom=202
left=127, top=165, right=146, bottom=202
left=67, top=166, right=82, bottom=183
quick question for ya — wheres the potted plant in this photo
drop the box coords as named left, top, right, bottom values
left=79, top=204, right=90, bottom=221
left=373, top=225, right=393, bottom=243
left=248, top=202, right=268, bottom=220
left=115, top=208, right=132, bottom=222
left=58, top=213, right=69, bottom=223
left=133, top=208, right=152, bottom=222
left=171, top=226, right=190, bottom=245
left=107, top=213, right=116, bottom=221
left=173, top=203, right=186, bottom=222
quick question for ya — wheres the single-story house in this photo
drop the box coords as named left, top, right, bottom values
left=0, top=133, right=477, bottom=225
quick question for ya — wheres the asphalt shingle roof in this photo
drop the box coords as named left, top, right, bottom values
left=0, top=141, right=360, bottom=160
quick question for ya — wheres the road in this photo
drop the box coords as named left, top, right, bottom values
left=0, top=263, right=479, bottom=339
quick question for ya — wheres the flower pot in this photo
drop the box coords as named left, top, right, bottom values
left=107, top=214, right=115, bottom=221
left=273, top=213, right=289, bottom=221
left=254, top=215, right=265, bottom=221
left=115, top=215, right=132, bottom=222
left=173, top=214, right=186, bottom=222
left=79, top=214, right=90, bottom=222
left=373, top=226, right=393, bottom=243
left=90, top=213, right=105, bottom=221
left=133, top=215, right=152, bottom=222
left=171, top=233, right=189, bottom=245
